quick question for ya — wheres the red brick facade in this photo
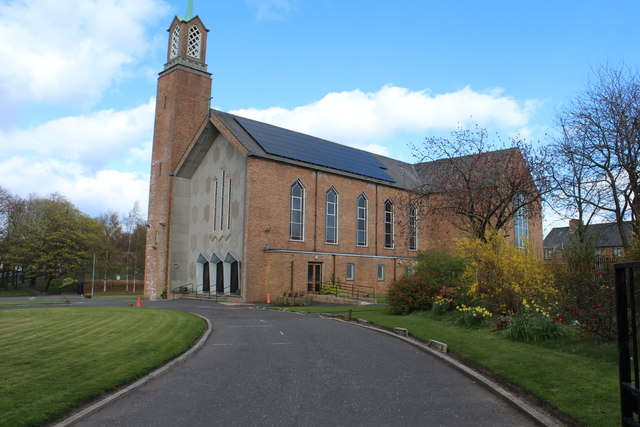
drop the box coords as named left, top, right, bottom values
left=144, top=12, right=543, bottom=302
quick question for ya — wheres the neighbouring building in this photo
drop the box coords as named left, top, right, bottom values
left=144, top=6, right=542, bottom=302
left=543, top=219, right=633, bottom=261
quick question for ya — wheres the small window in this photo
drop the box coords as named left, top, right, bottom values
left=544, top=248, right=553, bottom=260
left=614, top=247, right=622, bottom=257
left=404, top=265, right=413, bottom=276
left=346, top=263, right=355, bottom=281
left=377, top=264, right=385, bottom=281
left=595, top=247, right=602, bottom=257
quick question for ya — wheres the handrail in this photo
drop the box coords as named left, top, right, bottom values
left=308, top=280, right=375, bottom=300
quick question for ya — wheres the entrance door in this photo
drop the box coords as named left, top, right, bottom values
left=216, top=261, right=224, bottom=293
left=202, top=262, right=210, bottom=293
left=307, top=262, right=323, bottom=292
left=230, top=261, right=239, bottom=294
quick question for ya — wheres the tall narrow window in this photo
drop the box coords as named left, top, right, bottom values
left=213, top=179, right=218, bottom=231
left=290, top=180, right=305, bottom=241
left=408, top=203, right=418, bottom=251
left=220, top=171, right=225, bottom=231
left=170, top=26, right=180, bottom=59
left=325, top=187, right=338, bottom=244
left=187, top=25, right=201, bottom=59
left=384, top=198, right=394, bottom=249
left=356, top=193, right=368, bottom=247
left=377, top=264, right=385, bottom=281
left=227, top=177, right=232, bottom=230
left=514, top=194, right=528, bottom=248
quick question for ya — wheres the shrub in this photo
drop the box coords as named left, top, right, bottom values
left=506, top=299, right=561, bottom=341
left=388, top=250, right=467, bottom=315
left=274, top=292, right=310, bottom=307
left=387, top=272, right=439, bottom=314
left=320, top=282, right=342, bottom=295
left=454, top=304, right=493, bottom=327
left=564, top=277, right=616, bottom=342
left=431, top=287, right=458, bottom=315
left=456, top=230, right=557, bottom=312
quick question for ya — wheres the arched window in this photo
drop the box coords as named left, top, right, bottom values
left=170, top=26, right=180, bottom=59
left=356, top=193, right=368, bottom=247
left=384, top=198, right=394, bottom=249
left=325, top=187, right=339, bottom=244
left=187, top=25, right=201, bottom=59
left=408, top=203, right=418, bottom=251
left=290, top=180, right=305, bottom=241
left=514, top=194, right=528, bottom=248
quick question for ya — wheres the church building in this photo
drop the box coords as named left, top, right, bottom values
left=144, top=6, right=542, bottom=302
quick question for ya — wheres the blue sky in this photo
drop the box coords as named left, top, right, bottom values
left=1, top=0, right=638, bottom=231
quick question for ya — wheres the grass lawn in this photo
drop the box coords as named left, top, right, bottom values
left=0, top=307, right=205, bottom=426
left=0, top=301, right=64, bottom=306
left=281, top=305, right=618, bottom=426
left=0, top=289, right=36, bottom=297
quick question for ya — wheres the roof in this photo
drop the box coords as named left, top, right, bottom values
left=543, top=221, right=633, bottom=249
left=185, top=109, right=525, bottom=194
left=210, top=109, right=422, bottom=189
left=415, top=148, right=524, bottom=193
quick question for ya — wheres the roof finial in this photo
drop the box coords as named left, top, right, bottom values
left=178, top=0, right=194, bottom=22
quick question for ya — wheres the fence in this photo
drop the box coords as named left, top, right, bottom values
left=616, top=261, right=640, bottom=426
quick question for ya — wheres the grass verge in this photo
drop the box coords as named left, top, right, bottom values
left=0, top=289, right=35, bottom=297
left=353, top=309, right=617, bottom=426
left=277, top=305, right=618, bottom=426
left=0, top=307, right=205, bottom=426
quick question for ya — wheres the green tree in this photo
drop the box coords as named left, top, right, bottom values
left=5, top=194, right=100, bottom=292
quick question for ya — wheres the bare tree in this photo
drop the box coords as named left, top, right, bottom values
left=96, top=211, right=122, bottom=291
left=412, top=125, right=549, bottom=242
left=122, top=202, right=144, bottom=291
left=556, top=65, right=640, bottom=247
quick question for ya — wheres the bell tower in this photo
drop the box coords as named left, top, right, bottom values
left=145, top=1, right=212, bottom=300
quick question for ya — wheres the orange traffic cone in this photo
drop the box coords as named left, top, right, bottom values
left=136, top=295, right=142, bottom=307
left=267, top=293, right=271, bottom=304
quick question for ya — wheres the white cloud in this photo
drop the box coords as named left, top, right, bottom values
left=245, top=0, right=297, bottom=20
left=0, top=98, right=155, bottom=169
left=231, top=85, right=537, bottom=149
left=0, top=0, right=169, bottom=106
left=0, top=156, right=149, bottom=218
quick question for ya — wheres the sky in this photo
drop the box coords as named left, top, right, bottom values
left=1, top=0, right=639, bottom=233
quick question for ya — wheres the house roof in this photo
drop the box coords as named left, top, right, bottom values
left=543, top=221, right=633, bottom=249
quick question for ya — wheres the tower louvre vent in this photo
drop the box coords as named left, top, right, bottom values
left=187, top=25, right=201, bottom=59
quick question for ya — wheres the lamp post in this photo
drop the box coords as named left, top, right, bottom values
left=91, top=253, right=96, bottom=298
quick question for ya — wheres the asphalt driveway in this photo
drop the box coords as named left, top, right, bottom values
left=41, top=298, right=540, bottom=427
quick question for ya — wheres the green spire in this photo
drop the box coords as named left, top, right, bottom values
left=178, top=0, right=194, bottom=22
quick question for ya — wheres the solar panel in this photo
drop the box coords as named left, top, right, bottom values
left=234, top=116, right=395, bottom=183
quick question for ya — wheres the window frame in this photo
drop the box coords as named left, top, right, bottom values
left=356, top=193, right=368, bottom=247
left=325, top=186, right=339, bottom=244
left=383, top=198, right=394, bottom=249
left=377, top=264, right=385, bottom=281
left=289, top=180, right=305, bottom=241
left=346, top=263, right=355, bottom=281
left=514, top=194, right=528, bottom=248
left=408, top=202, right=418, bottom=251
